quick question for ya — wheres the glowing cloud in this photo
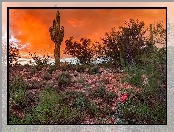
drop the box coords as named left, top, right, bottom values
left=68, top=19, right=84, bottom=27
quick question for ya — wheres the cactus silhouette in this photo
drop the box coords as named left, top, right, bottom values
left=49, top=11, right=64, bottom=67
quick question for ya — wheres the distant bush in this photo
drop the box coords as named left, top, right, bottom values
left=88, top=66, right=99, bottom=74
left=47, top=64, right=57, bottom=74
left=59, top=62, right=76, bottom=71
left=57, top=72, right=71, bottom=87
left=42, top=72, right=51, bottom=80
left=75, top=64, right=88, bottom=72
left=29, top=52, right=50, bottom=70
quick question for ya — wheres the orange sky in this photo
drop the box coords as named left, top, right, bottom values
left=9, top=9, right=166, bottom=59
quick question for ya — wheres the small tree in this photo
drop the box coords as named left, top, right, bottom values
left=64, top=37, right=94, bottom=64
left=9, top=42, right=20, bottom=66
left=118, top=19, right=147, bottom=66
left=152, top=21, right=166, bottom=44
left=100, top=19, right=147, bottom=68
left=100, top=28, right=122, bottom=68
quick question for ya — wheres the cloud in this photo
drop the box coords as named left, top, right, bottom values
left=68, top=19, right=84, bottom=27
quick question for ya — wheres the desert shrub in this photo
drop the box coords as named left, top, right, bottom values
left=32, top=88, right=81, bottom=124
left=87, top=102, right=98, bottom=116
left=124, top=71, right=143, bottom=88
left=32, top=93, right=56, bottom=124
left=75, top=64, right=88, bottom=72
left=104, top=91, right=117, bottom=103
left=56, top=72, right=71, bottom=87
left=9, top=113, right=31, bottom=124
left=115, top=94, right=166, bottom=124
left=32, top=88, right=59, bottom=123
left=10, top=89, right=26, bottom=109
left=102, top=105, right=114, bottom=116
left=62, top=91, right=88, bottom=106
left=29, top=52, right=50, bottom=71
left=56, top=105, right=82, bottom=124
left=92, top=83, right=106, bottom=98
left=77, top=76, right=84, bottom=84
left=72, top=96, right=89, bottom=110
left=23, top=64, right=30, bottom=69
left=10, top=75, right=27, bottom=92
left=9, top=75, right=27, bottom=108
left=30, top=66, right=37, bottom=75
left=61, top=90, right=99, bottom=117
left=42, top=72, right=51, bottom=80
left=47, top=64, right=57, bottom=74
left=59, top=62, right=76, bottom=71
left=91, top=83, right=117, bottom=104
left=88, top=65, right=99, bottom=74
left=71, top=91, right=99, bottom=117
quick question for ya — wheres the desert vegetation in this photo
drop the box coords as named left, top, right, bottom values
left=9, top=19, right=166, bottom=124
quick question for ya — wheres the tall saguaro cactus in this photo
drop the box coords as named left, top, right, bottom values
left=49, top=11, right=64, bottom=67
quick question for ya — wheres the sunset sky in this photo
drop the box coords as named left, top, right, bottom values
left=9, top=8, right=166, bottom=60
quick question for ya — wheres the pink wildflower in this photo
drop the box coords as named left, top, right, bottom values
left=119, top=93, right=128, bottom=102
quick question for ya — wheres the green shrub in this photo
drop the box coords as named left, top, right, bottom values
left=70, top=91, right=99, bottom=117
left=102, top=105, right=113, bottom=116
left=59, top=62, right=75, bottom=71
left=10, top=89, right=26, bottom=108
left=63, top=91, right=88, bottom=106
left=122, top=64, right=144, bottom=88
left=31, top=88, right=61, bottom=124
left=9, top=113, right=31, bottom=124
left=42, top=72, right=51, bottom=80
left=87, top=102, right=98, bottom=116
left=10, top=75, right=27, bottom=92
left=104, top=91, right=117, bottom=103
left=32, top=88, right=82, bottom=124
left=72, top=96, right=88, bottom=110
left=71, top=92, right=90, bottom=110
left=77, top=76, right=84, bottom=84
left=56, top=105, right=82, bottom=124
left=115, top=94, right=166, bottom=124
left=92, top=83, right=106, bottom=98
left=30, top=66, right=37, bottom=75
left=9, top=75, right=27, bottom=108
left=88, top=66, right=99, bottom=74
left=57, top=72, right=71, bottom=87
left=29, top=52, right=50, bottom=70
left=75, top=64, right=87, bottom=72
left=47, top=65, right=57, bottom=74
left=91, top=83, right=117, bottom=106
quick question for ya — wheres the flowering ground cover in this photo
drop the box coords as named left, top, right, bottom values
left=8, top=62, right=166, bottom=124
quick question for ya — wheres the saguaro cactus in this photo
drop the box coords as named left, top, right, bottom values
left=49, top=11, right=64, bottom=67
